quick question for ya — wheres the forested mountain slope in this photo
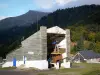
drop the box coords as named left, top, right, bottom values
left=0, top=5, right=100, bottom=57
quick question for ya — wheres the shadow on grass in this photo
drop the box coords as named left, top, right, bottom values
left=38, top=73, right=48, bottom=75
left=83, top=69, right=100, bottom=75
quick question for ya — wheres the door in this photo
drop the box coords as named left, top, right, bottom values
left=13, top=58, right=16, bottom=67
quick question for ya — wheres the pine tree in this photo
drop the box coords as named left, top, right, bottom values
left=77, top=36, right=84, bottom=51
left=88, top=42, right=95, bottom=50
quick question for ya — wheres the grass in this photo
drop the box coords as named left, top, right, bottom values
left=0, top=63, right=100, bottom=75
left=38, top=73, right=48, bottom=75
left=36, top=63, right=100, bottom=75
left=0, top=67, right=16, bottom=70
left=83, top=70, right=100, bottom=75
left=58, top=63, right=100, bottom=75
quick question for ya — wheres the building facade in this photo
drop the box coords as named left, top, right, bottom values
left=2, top=26, right=71, bottom=69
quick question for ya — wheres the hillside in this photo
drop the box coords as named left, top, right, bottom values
left=0, top=10, right=48, bottom=30
left=38, top=5, right=100, bottom=28
left=0, top=4, right=100, bottom=57
left=37, top=4, right=100, bottom=54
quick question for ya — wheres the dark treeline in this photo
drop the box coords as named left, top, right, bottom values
left=0, top=4, right=100, bottom=57
left=38, top=4, right=100, bottom=53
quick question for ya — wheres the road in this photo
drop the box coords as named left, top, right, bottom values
left=0, top=70, right=37, bottom=75
left=0, top=70, right=55, bottom=75
left=0, top=70, right=77, bottom=75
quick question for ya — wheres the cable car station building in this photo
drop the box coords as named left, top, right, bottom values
left=2, top=26, right=71, bottom=70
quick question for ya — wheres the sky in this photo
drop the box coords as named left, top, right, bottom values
left=0, top=0, right=100, bottom=20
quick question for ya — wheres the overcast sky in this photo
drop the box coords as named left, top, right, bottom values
left=0, top=0, right=100, bottom=20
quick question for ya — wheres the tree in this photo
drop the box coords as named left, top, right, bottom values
left=69, top=25, right=87, bottom=42
left=77, top=36, right=84, bottom=51
left=88, top=42, right=95, bottom=50
left=94, top=41, right=100, bottom=53
left=95, top=32, right=100, bottom=42
left=71, top=45, right=77, bottom=54
left=88, top=32, right=96, bottom=42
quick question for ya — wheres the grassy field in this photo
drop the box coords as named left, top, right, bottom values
left=0, top=63, right=100, bottom=75
left=36, top=63, right=100, bottom=75
left=0, top=67, right=16, bottom=70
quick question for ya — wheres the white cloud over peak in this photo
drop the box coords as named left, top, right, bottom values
left=55, top=0, right=77, bottom=6
left=34, top=0, right=77, bottom=9
left=0, top=16, right=7, bottom=20
left=0, top=16, right=11, bottom=21
left=34, top=0, right=54, bottom=9
left=34, top=0, right=78, bottom=11
left=33, top=0, right=100, bottom=12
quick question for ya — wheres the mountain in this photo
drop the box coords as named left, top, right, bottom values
left=38, top=4, right=100, bottom=28
left=0, top=10, right=49, bottom=30
left=0, top=4, right=100, bottom=57
left=37, top=4, right=100, bottom=53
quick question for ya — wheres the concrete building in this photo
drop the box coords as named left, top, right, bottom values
left=2, top=26, right=71, bottom=70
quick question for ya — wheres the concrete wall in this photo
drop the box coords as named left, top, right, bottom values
left=2, top=60, right=48, bottom=70
left=6, top=26, right=47, bottom=61
left=65, top=29, right=70, bottom=58
left=3, top=26, right=48, bottom=69
left=40, top=26, right=47, bottom=60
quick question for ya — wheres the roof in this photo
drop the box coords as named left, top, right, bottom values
left=78, top=50, right=100, bottom=59
left=47, top=26, right=67, bottom=48
left=47, top=26, right=66, bottom=34
left=58, top=38, right=66, bottom=48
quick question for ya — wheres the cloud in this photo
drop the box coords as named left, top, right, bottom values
left=0, top=16, right=9, bottom=21
left=75, top=0, right=100, bottom=5
left=34, top=0, right=54, bottom=9
left=33, top=0, right=77, bottom=11
left=34, top=0, right=100, bottom=12
left=63, top=0, right=100, bottom=8
left=55, top=0, right=77, bottom=6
